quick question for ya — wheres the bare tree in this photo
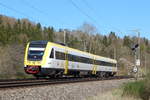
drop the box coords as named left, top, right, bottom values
left=78, top=22, right=97, bottom=53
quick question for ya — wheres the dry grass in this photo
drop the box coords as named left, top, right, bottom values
left=0, top=44, right=32, bottom=79
left=87, top=89, right=141, bottom=100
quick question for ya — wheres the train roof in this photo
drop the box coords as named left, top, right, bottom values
left=30, top=40, right=48, bottom=44
left=28, top=41, right=117, bottom=63
left=47, top=41, right=117, bottom=63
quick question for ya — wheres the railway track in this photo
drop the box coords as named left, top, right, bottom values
left=0, top=76, right=133, bottom=89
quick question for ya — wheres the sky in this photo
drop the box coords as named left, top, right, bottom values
left=0, top=0, right=150, bottom=39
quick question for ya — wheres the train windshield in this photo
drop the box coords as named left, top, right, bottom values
left=28, top=50, right=44, bottom=61
left=27, top=41, right=48, bottom=61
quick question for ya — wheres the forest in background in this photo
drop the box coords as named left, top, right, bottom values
left=0, top=14, right=150, bottom=79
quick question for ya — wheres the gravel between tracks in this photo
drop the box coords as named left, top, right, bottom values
left=0, top=78, right=134, bottom=100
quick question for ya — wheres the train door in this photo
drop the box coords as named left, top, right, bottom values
left=92, top=57, right=97, bottom=75
left=64, top=49, right=69, bottom=74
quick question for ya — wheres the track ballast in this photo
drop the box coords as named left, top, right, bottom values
left=0, top=76, right=133, bottom=89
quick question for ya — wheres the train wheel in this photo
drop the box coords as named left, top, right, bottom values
left=48, top=74, right=60, bottom=79
left=99, top=72, right=106, bottom=78
left=105, top=73, right=110, bottom=78
left=73, top=71, right=80, bottom=77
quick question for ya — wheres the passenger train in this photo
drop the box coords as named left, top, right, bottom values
left=24, top=41, right=117, bottom=78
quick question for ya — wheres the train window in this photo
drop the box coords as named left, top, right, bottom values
left=77, top=56, right=81, bottom=62
left=88, top=59, right=93, bottom=64
left=83, top=57, right=88, bottom=64
left=94, top=60, right=116, bottom=67
left=80, top=57, right=84, bottom=63
left=68, top=54, right=73, bottom=61
left=62, top=52, right=66, bottom=60
left=56, top=51, right=60, bottom=59
left=55, top=51, right=117, bottom=66
left=71, top=54, right=74, bottom=61
left=28, top=50, right=44, bottom=61
left=50, top=48, right=54, bottom=58
left=55, top=51, right=65, bottom=60
left=113, top=64, right=117, bottom=67
left=73, top=55, right=77, bottom=62
left=87, top=58, right=90, bottom=64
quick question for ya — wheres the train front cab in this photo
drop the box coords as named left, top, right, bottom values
left=24, top=41, right=54, bottom=77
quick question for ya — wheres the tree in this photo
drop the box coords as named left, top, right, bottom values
left=0, top=15, right=2, bottom=25
left=79, top=22, right=97, bottom=34
left=123, top=36, right=133, bottom=48
left=108, top=32, right=117, bottom=43
left=102, top=35, right=109, bottom=47
left=143, top=38, right=149, bottom=46
left=47, top=27, right=54, bottom=41
left=31, top=23, right=42, bottom=40
left=79, top=22, right=97, bottom=53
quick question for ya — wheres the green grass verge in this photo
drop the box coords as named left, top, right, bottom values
left=123, top=74, right=150, bottom=100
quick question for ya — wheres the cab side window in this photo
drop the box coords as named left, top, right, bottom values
left=50, top=48, right=54, bottom=58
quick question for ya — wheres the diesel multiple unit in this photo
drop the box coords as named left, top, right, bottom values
left=24, top=41, right=117, bottom=78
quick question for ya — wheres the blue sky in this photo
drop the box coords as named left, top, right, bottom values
left=0, top=0, right=150, bottom=39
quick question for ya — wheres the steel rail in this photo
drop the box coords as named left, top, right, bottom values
left=0, top=76, right=133, bottom=89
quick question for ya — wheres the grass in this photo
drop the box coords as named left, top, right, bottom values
left=88, top=73, right=150, bottom=100
left=122, top=81, right=145, bottom=98
left=122, top=73, right=150, bottom=100
left=87, top=89, right=141, bottom=100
